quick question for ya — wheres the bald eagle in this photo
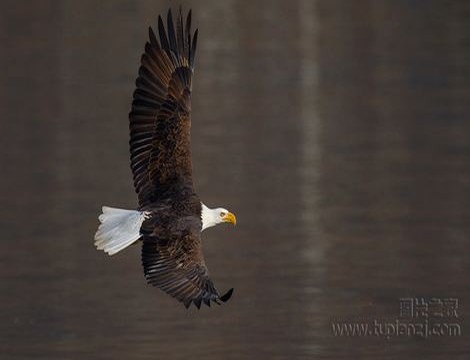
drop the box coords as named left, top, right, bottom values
left=94, top=8, right=236, bottom=309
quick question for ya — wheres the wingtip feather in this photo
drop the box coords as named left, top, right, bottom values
left=149, top=26, right=159, bottom=48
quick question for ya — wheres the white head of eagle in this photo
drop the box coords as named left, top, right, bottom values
left=201, top=203, right=237, bottom=231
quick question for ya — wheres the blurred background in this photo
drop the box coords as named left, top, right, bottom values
left=1, top=0, right=469, bottom=359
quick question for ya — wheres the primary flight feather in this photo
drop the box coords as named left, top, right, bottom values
left=94, top=8, right=236, bottom=309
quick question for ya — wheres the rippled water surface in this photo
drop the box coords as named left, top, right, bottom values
left=1, top=1, right=470, bottom=359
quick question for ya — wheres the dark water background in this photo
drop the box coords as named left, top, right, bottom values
left=1, top=1, right=470, bottom=359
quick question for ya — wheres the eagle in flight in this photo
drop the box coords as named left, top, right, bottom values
left=94, top=8, right=236, bottom=309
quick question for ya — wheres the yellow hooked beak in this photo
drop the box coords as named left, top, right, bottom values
left=223, top=212, right=237, bottom=226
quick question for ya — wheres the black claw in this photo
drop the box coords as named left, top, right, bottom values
left=220, top=288, right=234, bottom=303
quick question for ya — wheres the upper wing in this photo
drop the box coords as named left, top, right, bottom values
left=129, top=8, right=198, bottom=207
left=141, top=227, right=233, bottom=309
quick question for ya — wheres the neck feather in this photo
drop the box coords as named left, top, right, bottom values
left=201, top=203, right=217, bottom=231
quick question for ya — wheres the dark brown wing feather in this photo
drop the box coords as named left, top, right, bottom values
left=141, top=215, right=233, bottom=309
left=129, top=8, right=199, bottom=207
left=135, top=9, right=233, bottom=309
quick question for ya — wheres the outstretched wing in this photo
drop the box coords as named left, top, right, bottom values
left=129, top=8, right=198, bottom=207
left=141, top=227, right=233, bottom=309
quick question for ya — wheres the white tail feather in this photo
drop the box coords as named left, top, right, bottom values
left=94, top=206, right=149, bottom=256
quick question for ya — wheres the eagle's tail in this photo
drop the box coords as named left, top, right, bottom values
left=94, top=206, right=148, bottom=256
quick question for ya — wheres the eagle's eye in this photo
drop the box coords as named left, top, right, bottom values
left=220, top=212, right=226, bottom=217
